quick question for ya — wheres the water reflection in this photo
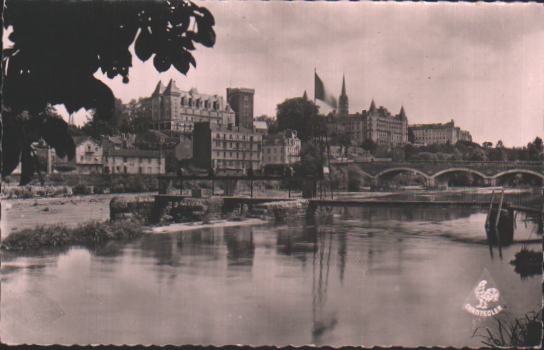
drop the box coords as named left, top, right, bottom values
left=1, top=205, right=541, bottom=346
left=224, top=226, right=255, bottom=269
left=311, top=227, right=337, bottom=343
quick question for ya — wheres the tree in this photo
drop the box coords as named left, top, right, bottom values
left=361, top=139, right=378, bottom=154
left=2, top=0, right=216, bottom=184
left=483, top=141, right=493, bottom=149
left=527, top=136, right=543, bottom=161
left=275, top=97, right=320, bottom=141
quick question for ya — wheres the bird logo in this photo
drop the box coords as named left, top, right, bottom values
left=463, top=271, right=505, bottom=317
left=474, top=280, right=500, bottom=310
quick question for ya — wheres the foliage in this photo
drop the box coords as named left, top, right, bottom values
left=1, top=109, right=76, bottom=184
left=275, top=97, right=321, bottom=141
left=0, top=220, right=144, bottom=251
left=72, top=183, right=92, bottom=195
left=473, top=308, right=542, bottom=347
left=2, top=0, right=216, bottom=184
left=404, top=138, right=543, bottom=162
left=294, top=142, right=324, bottom=178
left=361, top=139, right=378, bottom=153
left=347, top=164, right=366, bottom=191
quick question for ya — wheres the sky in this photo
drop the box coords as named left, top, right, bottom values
left=6, top=1, right=544, bottom=147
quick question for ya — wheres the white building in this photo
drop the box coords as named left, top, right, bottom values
left=262, top=130, right=301, bottom=166
left=103, top=148, right=165, bottom=175
left=51, top=136, right=103, bottom=174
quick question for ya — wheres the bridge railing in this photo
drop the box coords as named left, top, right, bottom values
left=353, top=160, right=543, bottom=167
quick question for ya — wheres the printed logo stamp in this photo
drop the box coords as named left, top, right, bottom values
left=463, top=269, right=505, bottom=317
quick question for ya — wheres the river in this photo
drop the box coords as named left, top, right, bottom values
left=1, top=205, right=541, bottom=346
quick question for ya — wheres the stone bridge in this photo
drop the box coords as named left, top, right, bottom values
left=333, top=161, right=544, bottom=187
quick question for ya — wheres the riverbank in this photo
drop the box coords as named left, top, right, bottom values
left=147, top=218, right=269, bottom=234
left=0, top=220, right=144, bottom=252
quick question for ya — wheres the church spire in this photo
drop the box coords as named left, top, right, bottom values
left=338, top=74, right=349, bottom=116
left=369, top=99, right=377, bottom=113
left=399, top=105, right=407, bottom=119
left=152, top=81, right=165, bottom=96
left=302, top=90, right=308, bottom=100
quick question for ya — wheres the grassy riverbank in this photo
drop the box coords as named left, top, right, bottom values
left=0, top=220, right=144, bottom=251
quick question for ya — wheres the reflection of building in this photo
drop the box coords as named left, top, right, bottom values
left=409, top=120, right=472, bottom=145
left=192, top=122, right=262, bottom=172
left=224, top=227, right=255, bottom=268
left=51, top=136, right=103, bottom=174
left=262, top=130, right=301, bottom=166
left=227, top=88, right=255, bottom=130
left=103, top=148, right=165, bottom=175
left=150, top=79, right=235, bottom=133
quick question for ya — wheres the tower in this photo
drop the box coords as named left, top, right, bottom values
left=338, top=75, right=349, bottom=117
left=226, top=88, right=255, bottom=129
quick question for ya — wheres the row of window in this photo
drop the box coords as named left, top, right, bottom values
left=215, top=133, right=257, bottom=141
left=105, top=166, right=162, bottom=174
left=214, top=141, right=261, bottom=149
left=214, top=160, right=259, bottom=168
left=213, top=151, right=260, bottom=159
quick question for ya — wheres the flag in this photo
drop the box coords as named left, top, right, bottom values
left=314, top=72, right=337, bottom=108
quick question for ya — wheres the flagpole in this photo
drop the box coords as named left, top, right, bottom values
left=314, top=67, right=317, bottom=104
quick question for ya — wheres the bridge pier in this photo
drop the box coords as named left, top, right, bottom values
left=223, top=179, right=238, bottom=196
left=484, top=178, right=497, bottom=187
left=426, top=177, right=436, bottom=189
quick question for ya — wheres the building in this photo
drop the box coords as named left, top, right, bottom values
left=458, top=129, right=473, bottom=143
left=409, top=120, right=472, bottom=145
left=193, top=122, right=262, bottom=173
left=338, top=75, right=349, bottom=117
left=51, top=136, right=103, bottom=174
left=226, top=88, right=255, bottom=130
left=103, top=148, right=165, bottom=175
left=253, top=120, right=268, bottom=135
left=150, top=79, right=235, bottom=133
left=358, top=101, right=408, bottom=146
left=262, top=130, right=301, bottom=166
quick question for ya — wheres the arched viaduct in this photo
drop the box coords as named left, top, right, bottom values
left=333, top=161, right=544, bottom=188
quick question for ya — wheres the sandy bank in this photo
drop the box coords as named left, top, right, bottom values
left=147, top=218, right=268, bottom=234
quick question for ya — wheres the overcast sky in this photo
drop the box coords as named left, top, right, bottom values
left=29, top=2, right=544, bottom=146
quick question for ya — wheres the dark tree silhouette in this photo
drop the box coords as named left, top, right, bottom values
left=276, top=97, right=320, bottom=142
left=2, top=0, right=215, bottom=184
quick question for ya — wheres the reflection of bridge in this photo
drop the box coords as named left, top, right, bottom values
left=335, top=161, right=544, bottom=187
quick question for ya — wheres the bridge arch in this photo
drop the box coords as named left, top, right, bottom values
left=492, top=169, right=544, bottom=183
left=431, top=168, right=488, bottom=180
left=375, top=167, right=431, bottom=181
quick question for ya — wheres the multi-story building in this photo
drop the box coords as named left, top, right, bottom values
left=359, top=101, right=408, bottom=146
left=103, top=148, right=165, bottom=175
left=334, top=101, right=408, bottom=147
left=262, top=130, right=301, bottom=166
left=226, top=88, right=255, bottom=130
left=150, top=79, right=235, bottom=133
left=51, top=136, right=103, bottom=174
left=409, top=120, right=472, bottom=145
left=193, top=122, right=262, bottom=173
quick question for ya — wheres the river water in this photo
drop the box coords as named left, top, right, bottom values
left=1, top=206, right=541, bottom=346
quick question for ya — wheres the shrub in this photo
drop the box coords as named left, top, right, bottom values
left=48, top=173, right=64, bottom=183
left=72, top=184, right=91, bottom=195
left=0, top=220, right=144, bottom=251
